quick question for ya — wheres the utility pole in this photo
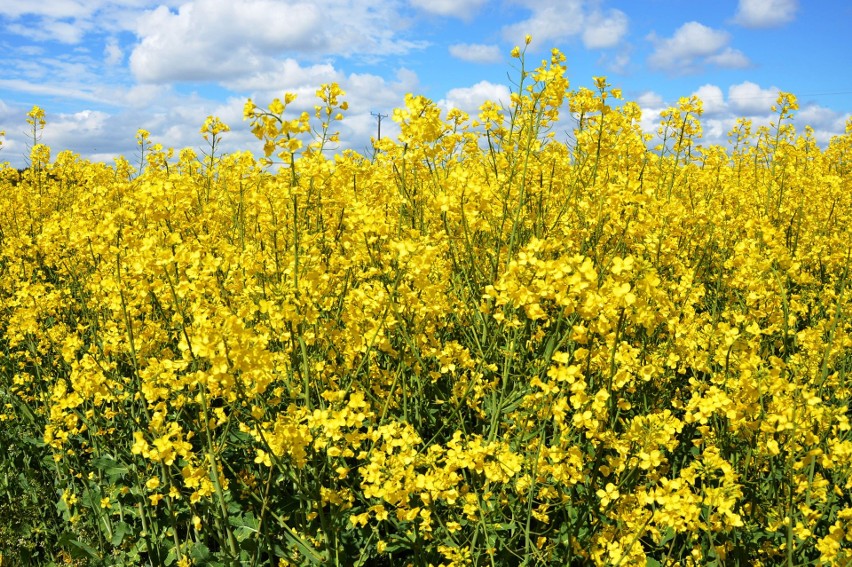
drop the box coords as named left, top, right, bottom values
left=371, top=111, right=388, bottom=140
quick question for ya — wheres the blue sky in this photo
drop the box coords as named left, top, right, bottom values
left=1, top=0, right=850, bottom=168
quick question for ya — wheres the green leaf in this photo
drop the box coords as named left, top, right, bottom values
left=164, top=545, right=177, bottom=566
left=59, top=532, right=102, bottom=562
left=111, top=521, right=131, bottom=547
left=190, top=543, right=211, bottom=562
left=233, top=525, right=258, bottom=542
left=105, top=464, right=130, bottom=479
left=226, top=499, right=242, bottom=516
left=23, top=435, right=45, bottom=447
left=81, top=486, right=103, bottom=509
left=658, top=526, right=675, bottom=546
left=230, top=511, right=259, bottom=542
left=92, top=454, right=130, bottom=480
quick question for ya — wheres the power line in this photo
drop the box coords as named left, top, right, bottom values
left=678, top=90, right=852, bottom=103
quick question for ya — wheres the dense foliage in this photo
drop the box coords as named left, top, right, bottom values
left=1, top=46, right=851, bottom=566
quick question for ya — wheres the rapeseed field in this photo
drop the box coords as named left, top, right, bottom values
left=1, top=45, right=851, bottom=566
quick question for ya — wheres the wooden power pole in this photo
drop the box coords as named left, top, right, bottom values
left=371, top=112, right=388, bottom=140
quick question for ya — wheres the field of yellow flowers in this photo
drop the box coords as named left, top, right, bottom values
left=1, top=46, right=851, bottom=566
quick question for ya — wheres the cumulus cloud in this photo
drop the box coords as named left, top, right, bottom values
left=798, top=104, right=843, bottom=127
left=440, top=80, right=511, bottom=115
left=448, top=43, right=502, bottom=64
left=692, top=84, right=727, bottom=115
left=52, top=109, right=111, bottom=137
left=502, top=1, right=628, bottom=50
left=706, top=47, right=750, bottom=69
left=129, top=0, right=426, bottom=84
left=409, top=0, right=487, bottom=20
left=733, top=0, right=798, bottom=28
left=130, top=2, right=322, bottom=83
left=797, top=106, right=852, bottom=145
left=582, top=9, right=629, bottom=49
left=220, top=58, right=340, bottom=94
left=502, top=2, right=584, bottom=47
left=636, top=91, right=667, bottom=134
left=727, top=81, right=780, bottom=114
left=647, top=21, right=750, bottom=74
left=637, top=91, right=665, bottom=109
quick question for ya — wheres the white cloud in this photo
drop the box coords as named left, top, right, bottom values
left=409, top=0, right=487, bottom=20
left=648, top=22, right=728, bottom=64
left=647, top=21, right=749, bottom=74
left=692, top=84, right=727, bottom=115
left=0, top=1, right=184, bottom=43
left=53, top=109, right=111, bottom=136
left=0, top=1, right=184, bottom=19
left=7, top=18, right=89, bottom=43
left=123, top=83, right=171, bottom=107
left=104, top=37, right=123, bottom=66
left=129, top=0, right=427, bottom=84
left=345, top=70, right=419, bottom=121
left=733, top=0, right=798, bottom=28
left=800, top=107, right=852, bottom=145
left=597, top=50, right=631, bottom=74
left=16, top=45, right=46, bottom=57
left=221, top=58, right=341, bottom=94
left=798, top=104, right=842, bottom=127
left=636, top=91, right=666, bottom=133
left=582, top=9, right=629, bottom=49
left=728, top=81, right=779, bottom=114
left=637, top=91, right=665, bottom=108
left=0, top=0, right=95, bottom=19
left=502, top=1, right=628, bottom=49
left=502, top=2, right=584, bottom=48
left=707, top=47, right=751, bottom=69
left=703, top=118, right=731, bottom=141
left=448, top=43, right=502, bottom=64
left=440, top=80, right=511, bottom=115
left=129, top=2, right=320, bottom=83
left=0, top=78, right=107, bottom=104
left=0, top=45, right=122, bottom=114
